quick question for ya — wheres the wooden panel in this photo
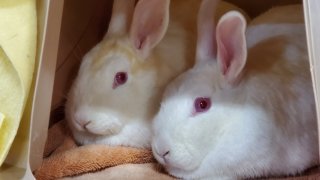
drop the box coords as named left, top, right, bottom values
left=29, top=0, right=64, bottom=171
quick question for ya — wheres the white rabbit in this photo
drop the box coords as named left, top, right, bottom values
left=66, top=0, right=250, bottom=149
left=152, top=1, right=317, bottom=179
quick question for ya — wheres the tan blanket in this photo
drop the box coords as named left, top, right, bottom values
left=34, top=120, right=320, bottom=180
left=33, top=120, right=165, bottom=180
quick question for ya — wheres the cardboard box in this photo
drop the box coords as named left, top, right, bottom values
left=49, top=0, right=320, bottom=178
left=304, top=0, right=320, bottom=156
left=0, top=0, right=319, bottom=179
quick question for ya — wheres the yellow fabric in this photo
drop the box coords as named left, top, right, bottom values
left=0, top=113, right=4, bottom=129
left=0, top=0, right=37, bottom=166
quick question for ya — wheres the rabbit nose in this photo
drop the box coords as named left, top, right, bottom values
left=155, top=148, right=170, bottom=163
left=76, top=119, right=91, bottom=130
left=153, top=137, right=172, bottom=164
left=162, top=151, right=170, bottom=159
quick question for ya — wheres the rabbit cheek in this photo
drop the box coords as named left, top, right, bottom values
left=167, top=135, right=204, bottom=172
left=163, top=145, right=200, bottom=172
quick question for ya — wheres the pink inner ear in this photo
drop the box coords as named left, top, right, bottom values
left=134, top=16, right=164, bottom=50
left=130, top=0, right=169, bottom=59
left=216, top=12, right=247, bottom=85
left=135, top=34, right=146, bottom=50
left=218, top=40, right=230, bottom=75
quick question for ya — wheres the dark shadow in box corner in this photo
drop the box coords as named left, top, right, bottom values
left=225, top=0, right=302, bottom=17
left=50, top=0, right=114, bottom=127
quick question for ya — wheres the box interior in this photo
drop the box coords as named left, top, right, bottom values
left=2, top=0, right=319, bottom=179
left=49, top=0, right=320, bottom=176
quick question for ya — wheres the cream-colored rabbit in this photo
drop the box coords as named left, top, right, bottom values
left=66, top=0, right=250, bottom=149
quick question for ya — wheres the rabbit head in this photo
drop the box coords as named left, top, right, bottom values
left=66, top=0, right=170, bottom=148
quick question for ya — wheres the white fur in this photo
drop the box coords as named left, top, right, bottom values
left=152, top=4, right=317, bottom=180
left=66, top=0, right=250, bottom=149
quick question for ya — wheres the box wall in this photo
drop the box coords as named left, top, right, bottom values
left=304, top=0, right=320, bottom=160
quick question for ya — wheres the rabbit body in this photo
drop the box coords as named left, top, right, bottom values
left=152, top=3, right=317, bottom=179
left=66, top=0, right=246, bottom=149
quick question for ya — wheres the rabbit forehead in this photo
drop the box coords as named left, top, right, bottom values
left=154, top=62, right=220, bottom=129
left=166, top=62, right=218, bottom=98
left=89, top=37, right=164, bottom=76
left=90, top=39, right=138, bottom=71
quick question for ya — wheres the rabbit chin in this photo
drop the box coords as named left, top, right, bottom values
left=164, top=157, right=231, bottom=180
left=164, top=163, right=204, bottom=179
left=70, top=121, right=152, bottom=149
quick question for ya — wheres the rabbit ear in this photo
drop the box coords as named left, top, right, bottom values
left=196, top=0, right=220, bottom=62
left=107, top=0, right=136, bottom=36
left=130, top=0, right=170, bottom=59
left=216, top=11, right=247, bottom=86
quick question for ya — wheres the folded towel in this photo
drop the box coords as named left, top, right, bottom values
left=34, top=120, right=320, bottom=180
left=60, top=163, right=175, bottom=180
left=0, top=0, right=37, bottom=166
left=34, top=120, right=157, bottom=180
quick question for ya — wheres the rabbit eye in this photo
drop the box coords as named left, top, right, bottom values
left=113, top=72, right=127, bottom=89
left=194, top=97, right=211, bottom=113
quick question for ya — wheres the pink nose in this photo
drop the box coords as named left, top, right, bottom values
left=74, top=111, right=91, bottom=130
left=161, top=151, right=170, bottom=160
left=75, top=119, right=91, bottom=130
left=154, top=145, right=170, bottom=163
left=155, top=149, right=170, bottom=164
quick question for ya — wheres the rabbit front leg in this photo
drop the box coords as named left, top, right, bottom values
left=73, top=108, right=124, bottom=136
left=86, top=112, right=123, bottom=135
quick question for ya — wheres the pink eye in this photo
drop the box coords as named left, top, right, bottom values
left=113, top=72, right=127, bottom=89
left=194, top=97, right=211, bottom=113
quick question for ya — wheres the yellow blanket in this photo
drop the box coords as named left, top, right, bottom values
left=0, top=0, right=36, bottom=166
left=0, top=113, right=4, bottom=129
